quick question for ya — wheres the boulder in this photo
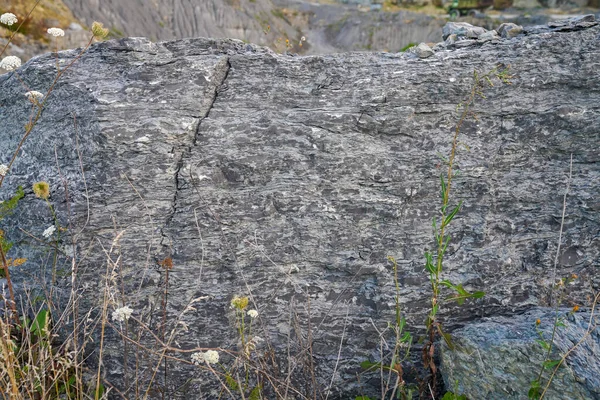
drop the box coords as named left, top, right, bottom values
left=411, top=42, right=435, bottom=58
left=497, top=22, right=524, bottom=38
left=0, top=20, right=599, bottom=398
left=441, top=308, right=600, bottom=399
left=442, top=22, right=488, bottom=40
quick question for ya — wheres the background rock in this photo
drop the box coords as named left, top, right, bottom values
left=0, top=19, right=599, bottom=398
left=441, top=308, right=600, bottom=399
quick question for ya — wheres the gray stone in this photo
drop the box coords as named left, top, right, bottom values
left=548, top=14, right=597, bottom=29
left=411, top=42, right=435, bottom=58
left=0, top=23, right=599, bottom=399
left=497, top=22, right=524, bottom=38
left=432, top=42, right=447, bottom=51
left=444, top=33, right=459, bottom=45
left=478, top=30, right=500, bottom=41
left=441, top=308, right=600, bottom=399
left=68, top=22, right=83, bottom=31
left=442, top=22, right=488, bottom=41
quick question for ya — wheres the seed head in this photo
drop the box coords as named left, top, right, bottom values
left=0, top=164, right=8, bottom=177
left=231, top=296, right=249, bottom=310
left=33, top=181, right=50, bottom=199
left=91, top=21, right=109, bottom=39
left=25, top=91, right=44, bottom=104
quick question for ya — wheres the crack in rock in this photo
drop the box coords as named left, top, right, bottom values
left=161, top=56, right=231, bottom=247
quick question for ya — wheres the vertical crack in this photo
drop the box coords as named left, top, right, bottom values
left=161, top=56, right=231, bottom=242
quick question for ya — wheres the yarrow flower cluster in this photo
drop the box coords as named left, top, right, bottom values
left=112, top=305, right=133, bottom=322
left=25, top=91, right=44, bottom=103
left=247, top=309, right=258, bottom=318
left=42, top=225, right=56, bottom=238
left=0, top=13, right=18, bottom=26
left=0, top=56, right=21, bottom=71
left=47, top=27, right=65, bottom=37
left=231, top=296, right=249, bottom=310
left=191, top=350, right=220, bottom=365
left=0, top=164, right=8, bottom=177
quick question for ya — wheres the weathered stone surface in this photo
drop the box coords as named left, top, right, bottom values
left=478, top=29, right=501, bottom=41
left=525, top=14, right=598, bottom=35
left=441, top=308, right=600, bottom=399
left=0, top=20, right=599, bottom=398
left=497, top=22, right=524, bottom=38
left=442, top=22, right=488, bottom=40
left=411, top=42, right=435, bottom=58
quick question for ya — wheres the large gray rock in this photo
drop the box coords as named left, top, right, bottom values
left=442, top=21, right=488, bottom=40
left=441, top=308, right=600, bottom=399
left=0, top=20, right=599, bottom=398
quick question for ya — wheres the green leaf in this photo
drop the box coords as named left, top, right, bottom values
left=93, top=383, right=105, bottom=398
left=401, top=332, right=412, bottom=343
left=425, top=252, right=436, bottom=274
left=0, top=186, right=24, bottom=220
left=440, top=174, right=447, bottom=202
left=249, top=385, right=263, bottom=400
left=30, top=309, right=50, bottom=338
left=397, top=316, right=406, bottom=331
left=535, top=339, right=551, bottom=351
left=443, top=234, right=451, bottom=253
left=441, top=279, right=456, bottom=290
left=360, top=360, right=395, bottom=373
left=442, top=392, right=467, bottom=400
left=438, top=325, right=455, bottom=351
left=472, top=291, right=485, bottom=299
left=360, top=360, right=381, bottom=371
left=225, top=373, right=239, bottom=391
left=528, top=380, right=541, bottom=399
left=543, top=359, right=561, bottom=370
left=443, top=201, right=463, bottom=227
left=355, top=397, right=374, bottom=400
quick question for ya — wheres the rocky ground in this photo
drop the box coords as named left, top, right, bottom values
left=1, top=0, right=598, bottom=61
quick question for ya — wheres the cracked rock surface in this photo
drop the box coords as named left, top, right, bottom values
left=0, top=19, right=599, bottom=398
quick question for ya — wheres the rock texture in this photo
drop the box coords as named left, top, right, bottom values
left=0, top=17, right=599, bottom=399
left=441, top=308, right=600, bottom=399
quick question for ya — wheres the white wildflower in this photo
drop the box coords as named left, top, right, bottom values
left=112, top=305, right=133, bottom=322
left=0, top=164, right=8, bottom=177
left=247, top=309, right=258, bottom=318
left=47, top=27, right=65, bottom=37
left=204, top=350, right=219, bottom=364
left=191, top=352, right=205, bottom=365
left=25, top=91, right=44, bottom=103
left=0, top=56, right=21, bottom=71
left=61, top=244, right=74, bottom=258
left=0, top=13, right=18, bottom=26
left=42, top=225, right=56, bottom=238
left=301, top=36, right=306, bottom=41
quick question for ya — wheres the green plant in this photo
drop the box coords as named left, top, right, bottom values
left=421, top=66, right=511, bottom=395
left=400, top=42, right=416, bottom=52
left=360, top=256, right=415, bottom=399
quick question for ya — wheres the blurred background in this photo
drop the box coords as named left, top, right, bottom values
left=1, top=0, right=599, bottom=60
